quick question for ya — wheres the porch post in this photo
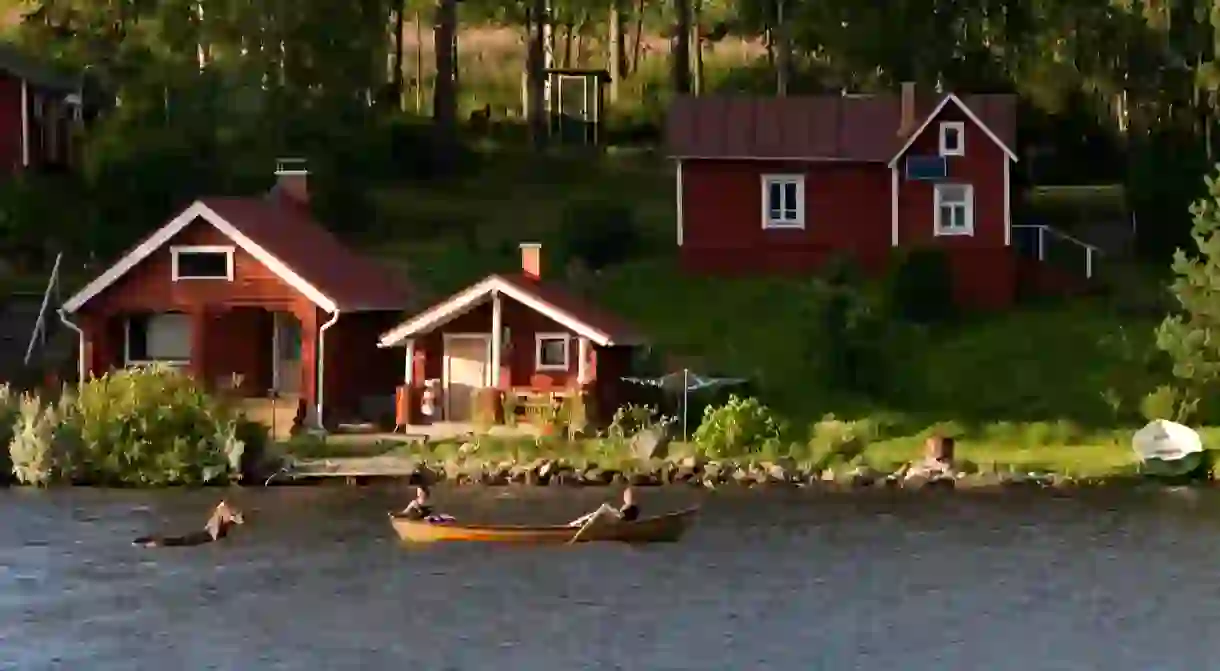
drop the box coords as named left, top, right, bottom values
left=577, top=336, right=591, bottom=384
left=490, top=290, right=502, bottom=387
left=189, top=308, right=208, bottom=385
left=404, top=338, right=415, bottom=386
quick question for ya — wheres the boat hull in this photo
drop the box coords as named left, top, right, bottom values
left=389, top=507, right=699, bottom=544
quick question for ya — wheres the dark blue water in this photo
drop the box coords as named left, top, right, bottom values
left=2, top=485, right=1218, bottom=670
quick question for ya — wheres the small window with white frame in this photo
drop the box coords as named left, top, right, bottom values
left=125, top=312, right=192, bottom=366
left=939, top=121, right=965, bottom=157
left=171, top=245, right=234, bottom=281
left=934, top=183, right=974, bottom=236
left=761, top=174, right=805, bottom=229
left=535, top=333, right=570, bottom=371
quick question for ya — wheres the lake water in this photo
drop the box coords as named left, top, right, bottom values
left=2, top=484, right=1220, bottom=670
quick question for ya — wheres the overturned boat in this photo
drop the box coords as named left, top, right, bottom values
left=1133, top=420, right=1208, bottom=479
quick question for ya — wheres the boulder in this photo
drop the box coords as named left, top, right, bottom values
left=630, top=428, right=671, bottom=461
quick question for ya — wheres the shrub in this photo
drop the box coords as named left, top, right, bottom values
left=693, top=395, right=783, bottom=458
left=0, top=384, right=17, bottom=484
left=9, top=391, right=78, bottom=486
left=887, top=247, right=956, bottom=323
left=553, top=198, right=643, bottom=272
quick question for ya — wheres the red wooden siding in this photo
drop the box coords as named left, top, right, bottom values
left=320, top=309, right=405, bottom=422
left=0, top=75, right=23, bottom=173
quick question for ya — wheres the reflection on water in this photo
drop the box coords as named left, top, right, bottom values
left=3, top=485, right=1220, bottom=670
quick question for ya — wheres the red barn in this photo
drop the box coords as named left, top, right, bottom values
left=57, top=160, right=412, bottom=434
left=667, top=83, right=1030, bottom=308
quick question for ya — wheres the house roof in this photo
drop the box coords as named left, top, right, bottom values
left=378, top=273, right=644, bottom=348
left=62, top=196, right=412, bottom=314
left=666, top=92, right=1017, bottom=163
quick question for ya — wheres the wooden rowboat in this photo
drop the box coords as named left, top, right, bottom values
left=389, top=506, right=699, bottom=544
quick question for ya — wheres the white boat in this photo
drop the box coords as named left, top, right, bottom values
left=1132, top=420, right=1206, bottom=477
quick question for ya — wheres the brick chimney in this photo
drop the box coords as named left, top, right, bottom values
left=898, top=82, right=916, bottom=136
left=520, top=242, right=542, bottom=280
left=275, top=157, right=309, bottom=205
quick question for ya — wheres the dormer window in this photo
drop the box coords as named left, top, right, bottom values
left=939, top=122, right=965, bottom=157
left=171, top=245, right=234, bottom=281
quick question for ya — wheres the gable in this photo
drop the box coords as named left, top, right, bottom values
left=888, top=94, right=1018, bottom=167
left=62, top=200, right=338, bottom=313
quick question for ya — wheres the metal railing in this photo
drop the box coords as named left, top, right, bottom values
left=1012, top=224, right=1102, bottom=279
left=23, top=252, right=62, bottom=366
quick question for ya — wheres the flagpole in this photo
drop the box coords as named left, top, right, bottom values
left=682, top=367, right=689, bottom=443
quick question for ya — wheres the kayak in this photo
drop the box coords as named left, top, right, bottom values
left=389, top=506, right=699, bottom=544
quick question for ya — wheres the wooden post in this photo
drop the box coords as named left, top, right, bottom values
left=490, top=291, right=502, bottom=387
left=404, top=338, right=415, bottom=386
left=577, top=336, right=590, bottom=384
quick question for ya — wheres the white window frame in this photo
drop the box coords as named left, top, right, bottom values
left=124, top=313, right=192, bottom=367
left=170, top=245, right=235, bottom=281
left=939, top=121, right=965, bottom=157
left=534, top=332, right=571, bottom=372
left=933, top=183, right=974, bottom=237
left=761, top=174, right=805, bottom=229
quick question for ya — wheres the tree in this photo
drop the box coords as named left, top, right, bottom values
left=1155, top=165, right=1220, bottom=418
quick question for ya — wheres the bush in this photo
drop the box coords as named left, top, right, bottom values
left=0, top=385, right=17, bottom=484
left=693, top=395, right=783, bottom=458
left=553, top=198, right=643, bottom=272
left=887, top=247, right=956, bottom=323
left=6, top=366, right=269, bottom=487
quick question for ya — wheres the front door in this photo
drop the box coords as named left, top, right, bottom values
left=443, top=335, right=490, bottom=421
left=273, top=312, right=303, bottom=396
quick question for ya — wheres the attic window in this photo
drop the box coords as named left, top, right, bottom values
left=939, top=122, right=965, bottom=157
left=171, top=245, right=234, bottom=281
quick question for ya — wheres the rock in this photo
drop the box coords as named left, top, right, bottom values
left=630, top=428, right=671, bottom=461
left=703, top=462, right=722, bottom=481
left=679, top=455, right=707, bottom=470
left=673, top=466, right=698, bottom=483
left=766, top=464, right=790, bottom=483
left=581, top=467, right=611, bottom=486
left=628, top=472, right=660, bottom=486
left=849, top=465, right=880, bottom=489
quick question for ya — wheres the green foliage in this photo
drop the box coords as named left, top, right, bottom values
left=9, top=392, right=79, bottom=487
left=693, top=395, right=783, bottom=457
left=1139, top=385, right=1193, bottom=423
left=886, top=248, right=956, bottom=324
left=0, top=385, right=15, bottom=483
left=1156, top=166, right=1220, bottom=420
left=553, top=198, right=644, bottom=272
left=806, top=272, right=895, bottom=395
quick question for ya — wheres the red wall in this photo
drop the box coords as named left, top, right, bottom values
left=0, top=75, right=24, bottom=174
left=677, top=103, right=1016, bottom=308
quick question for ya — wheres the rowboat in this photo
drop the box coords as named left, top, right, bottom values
left=389, top=506, right=700, bottom=544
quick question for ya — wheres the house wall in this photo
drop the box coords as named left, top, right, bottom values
left=320, top=309, right=406, bottom=423
left=678, top=159, right=893, bottom=275
left=0, top=74, right=24, bottom=173
left=895, top=103, right=1013, bottom=308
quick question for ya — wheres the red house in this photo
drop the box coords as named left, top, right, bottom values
left=57, top=160, right=411, bottom=432
left=377, top=243, right=643, bottom=428
left=0, top=44, right=86, bottom=174
left=667, top=83, right=1025, bottom=308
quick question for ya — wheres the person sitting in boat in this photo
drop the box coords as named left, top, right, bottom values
left=132, top=500, right=245, bottom=548
left=568, top=487, right=640, bottom=527
left=399, top=486, right=455, bottom=524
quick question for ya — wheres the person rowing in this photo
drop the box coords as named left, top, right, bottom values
left=568, top=487, right=640, bottom=528
left=133, top=500, right=245, bottom=548
left=398, top=486, right=455, bottom=524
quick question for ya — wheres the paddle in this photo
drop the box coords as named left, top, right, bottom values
left=567, top=505, right=612, bottom=545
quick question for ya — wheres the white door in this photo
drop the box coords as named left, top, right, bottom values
left=444, top=336, right=489, bottom=421
left=273, top=312, right=303, bottom=395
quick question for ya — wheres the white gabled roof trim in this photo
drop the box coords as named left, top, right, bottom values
left=378, top=276, right=618, bottom=348
left=887, top=93, right=1018, bottom=167
left=62, top=200, right=338, bottom=313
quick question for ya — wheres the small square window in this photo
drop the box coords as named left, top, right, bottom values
left=535, top=334, right=570, bottom=371
left=939, top=122, right=965, bottom=157
left=171, top=246, right=234, bottom=280
left=762, top=175, right=805, bottom=229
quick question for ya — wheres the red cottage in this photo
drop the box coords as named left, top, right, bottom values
left=0, top=44, right=87, bottom=174
left=667, top=83, right=1026, bottom=308
left=377, top=244, right=644, bottom=428
left=57, top=160, right=412, bottom=433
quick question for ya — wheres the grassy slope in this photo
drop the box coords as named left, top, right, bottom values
left=361, top=150, right=1170, bottom=474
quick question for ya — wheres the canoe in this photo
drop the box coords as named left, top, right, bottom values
left=389, top=506, right=699, bottom=544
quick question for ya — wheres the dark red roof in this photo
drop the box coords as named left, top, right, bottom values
left=201, top=196, right=412, bottom=311
left=666, top=92, right=1016, bottom=162
left=495, top=273, right=643, bottom=344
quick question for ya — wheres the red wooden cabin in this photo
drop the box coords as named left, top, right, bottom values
left=58, top=161, right=412, bottom=433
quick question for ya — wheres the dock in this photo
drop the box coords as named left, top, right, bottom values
left=266, top=455, right=426, bottom=486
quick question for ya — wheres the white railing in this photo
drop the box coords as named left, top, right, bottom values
left=1012, top=224, right=1102, bottom=279
left=23, top=252, right=62, bottom=366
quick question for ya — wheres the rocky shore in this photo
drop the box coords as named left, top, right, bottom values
left=274, top=453, right=1136, bottom=490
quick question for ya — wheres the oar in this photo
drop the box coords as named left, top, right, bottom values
left=567, top=505, right=610, bottom=545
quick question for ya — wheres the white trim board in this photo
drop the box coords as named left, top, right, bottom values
left=170, top=245, right=235, bottom=281
left=379, top=275, right=633, bottom=348
left=62, top=200, right=338, bottom=313
left=887, top=94, right=1018, bottom=167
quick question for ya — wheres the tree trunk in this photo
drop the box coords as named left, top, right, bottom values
left=630, top=0, right=644, bottom=75
left=562, top=21, right=574, bottom=67
left=415, top=10, right=424, bottom=113
left=691, top=0, right=703, bottom=95
left=671, top=0, right=691, bottom=94
left=392, top=0, right=405, bottom=109
left=527, top=0, right=548, bottom=150
left=608, top=0, right=624, bottom=102
left=432, top=0, right=458, bottom=169
left=774, top=0, right=789, bottom=96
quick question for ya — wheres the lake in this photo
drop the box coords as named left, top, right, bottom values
left=2, top=484, right=1219, bottom=670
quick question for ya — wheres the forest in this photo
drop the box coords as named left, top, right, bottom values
left=0, top=0, right=1213, bottom=268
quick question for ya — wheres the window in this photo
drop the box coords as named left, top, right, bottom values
left=535, top=333, right=570, bottom=371
left=171, top=245, right=234, bottom=281
left=761, top=175, right=805, bottom=229
left=939, top=122, right=965, bottom=157
left=125, top=313, right=192, bottom=365
left=934, top=184, right=974, bottom=236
